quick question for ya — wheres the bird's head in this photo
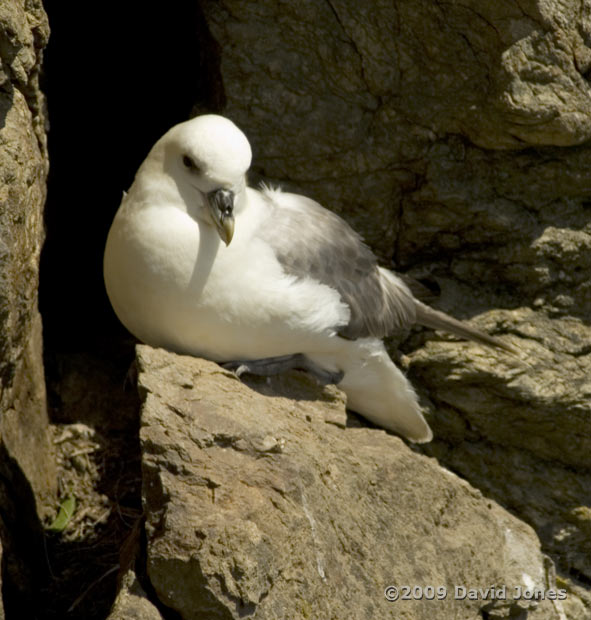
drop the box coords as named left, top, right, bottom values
left=162, top=115, right=252, bottom=245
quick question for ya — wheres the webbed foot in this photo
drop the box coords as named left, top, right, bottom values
left=221, top=353, right=343, bottom=385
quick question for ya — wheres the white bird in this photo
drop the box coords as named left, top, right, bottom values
left=104, top=114, right=513, bottom=443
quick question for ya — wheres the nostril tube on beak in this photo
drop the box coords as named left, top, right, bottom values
left=207, top=188, right=236, bottom=245
left=207, top=189, right=234, bottom=216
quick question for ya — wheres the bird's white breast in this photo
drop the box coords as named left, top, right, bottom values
left=104, top=188, right=349, bottom=361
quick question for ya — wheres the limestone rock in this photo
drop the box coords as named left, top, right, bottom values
left=398, top=143, right=591, bottom=320
left=108, top=566, right=163, bottom=620
left=107, top=518, right=164, bottom=620
left=137, top=345, right=562, bottom=620
left=0, top=0, right=54, bottom=613
left=409, top=308, right=591, bottom=601
left=410, top=310, right=590, bottom=468
left=0, top=0, right=53, bottom=510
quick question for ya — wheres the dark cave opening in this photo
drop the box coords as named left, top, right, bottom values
left=39, top=0, right=222, bottom=353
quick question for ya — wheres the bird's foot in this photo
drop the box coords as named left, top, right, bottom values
left=221, top=353, right=343, bottom=386
left=222, top=354, right=300, bottom=378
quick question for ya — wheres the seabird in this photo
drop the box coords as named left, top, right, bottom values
left=104, top=114, right=513, bottom=443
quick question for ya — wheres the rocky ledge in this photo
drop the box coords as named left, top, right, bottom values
left=108, top=344, right=573, bottom=620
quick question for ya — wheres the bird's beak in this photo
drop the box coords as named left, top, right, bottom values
left=206, top=188, right=235, bottom=246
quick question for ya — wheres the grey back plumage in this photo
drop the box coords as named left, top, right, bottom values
left=257, top=188, right=417, bottom=340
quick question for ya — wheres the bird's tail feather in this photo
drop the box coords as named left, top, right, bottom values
left=414, top=300, right=517, bottom=354
left=309, top=340, right=433, bottom=443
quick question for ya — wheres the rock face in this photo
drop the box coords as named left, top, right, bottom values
left=193, top=1, right=591, bottom=615
left=0, top=0, right=55, bottom=612
left=0, top=0, right=53, bottom=509
left=137, top=345, right=564, bottom=620
left=107, top=568, right=163, bottom=620
left=199, top=0, right=591, bottom=263
left=107, top=522, right=164, bottom=620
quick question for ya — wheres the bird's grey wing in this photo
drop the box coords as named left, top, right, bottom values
left=256, top=188, right=416, bottom=340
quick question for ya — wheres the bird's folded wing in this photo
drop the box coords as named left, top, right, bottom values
left=257, top=187, right=416, bottom=340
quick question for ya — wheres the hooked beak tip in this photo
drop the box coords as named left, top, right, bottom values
left=221, top=216, right=235, bottom=245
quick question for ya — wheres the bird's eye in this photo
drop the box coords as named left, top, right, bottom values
left=183, top=155, right=198, bottom=171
